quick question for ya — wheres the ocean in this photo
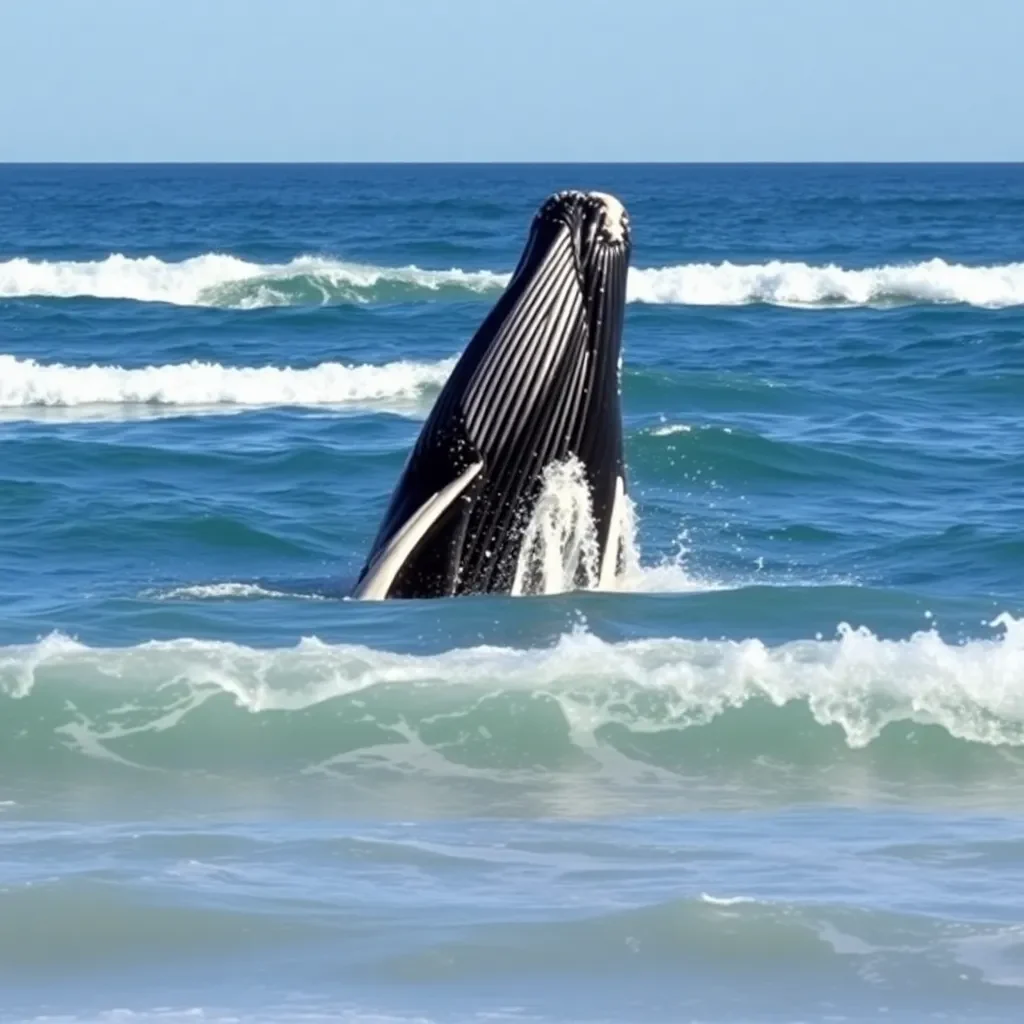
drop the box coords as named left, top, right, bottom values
left=1, top=163, right=1024, bottom=1022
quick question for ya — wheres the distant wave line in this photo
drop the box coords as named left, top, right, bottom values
left=0, top=353, right=456, bottom=411
left=2, top=253, right=1024, bottom=308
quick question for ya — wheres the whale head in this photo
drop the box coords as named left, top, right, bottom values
left=354, top=189, right=632, bottom=599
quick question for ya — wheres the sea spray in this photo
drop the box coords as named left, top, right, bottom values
left=511, top=457, right=680, bottom=597
left=513, top=458, right=603, bottom=596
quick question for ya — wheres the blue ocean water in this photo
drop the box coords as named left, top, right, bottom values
left=2, top=163, right=1024, bottom=1023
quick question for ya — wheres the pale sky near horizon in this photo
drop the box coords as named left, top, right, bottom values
left=1, top=0, right=1021, bottom=162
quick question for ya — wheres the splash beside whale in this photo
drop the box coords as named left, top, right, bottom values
left=353, top=190, right=631, bottom=599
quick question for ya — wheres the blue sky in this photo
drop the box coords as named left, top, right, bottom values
left=1, top=0, right=1021, bottom=161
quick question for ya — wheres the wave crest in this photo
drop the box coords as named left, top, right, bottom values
left=629, top=257, right=1024, bottom=308
left=2, top=617, right=1023, bottom=785
left=2, top=253, right=1023, bottom=308
left=0, top=253, right=506, bottom=308
left=0, top=354, right=456, bottom=414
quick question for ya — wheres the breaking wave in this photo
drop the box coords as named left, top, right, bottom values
left=0, top=253, right=506, bottom=308
left=628, top=258, right=1024, bottom=308
left=0, top=354, right=456, bottom=414
left=2, top=616, right=1023, bottom=784
left=2, top=253, right=1024, bottom=308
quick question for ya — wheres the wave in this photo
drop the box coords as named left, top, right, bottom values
left=0, top=253, right=506, bottom=308
left=0, top=353, right=456, bottom=414
left=628, top=258, right=1024, bottom=308
left=2, top=882, right=1014, bottom=1002
left=2, top=616, right=1022, bottom=785
left=363, top=896, right=1011, bottom=986
left=2, top=253, right=1023, bottom=308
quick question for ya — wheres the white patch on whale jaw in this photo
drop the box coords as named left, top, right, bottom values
left=353, top=461, right=484, bottom=600
left=545, top=190, right=629, bottom=245
left=587, top=191, right=628, bottom=244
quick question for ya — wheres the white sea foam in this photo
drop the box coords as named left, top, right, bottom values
left=650, top=423, right=693, bottom=437
left=3, top=616, right=1024, bottom=750
left=513, top=458, right=604, bottom=596
left=0, top=354, right=456, bottom=414
left=954, top=926, right=1024, bottom=988
left=2, top=253, right=1023, bottom=308
left=0, top=253, right=506, bottom=307
left=628, top=258, right=1024, bottom=308
left=150, top=583, right=327, bottom=601
left=700, top=893, right=758, bottom=906
left=510, top=456, right=703, bottom=597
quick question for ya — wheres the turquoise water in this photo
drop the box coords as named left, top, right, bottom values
left=2, top=164, right=1024, bottom=1022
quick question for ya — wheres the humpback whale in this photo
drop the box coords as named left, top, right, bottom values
left=354, top=190, right=631, bottom=599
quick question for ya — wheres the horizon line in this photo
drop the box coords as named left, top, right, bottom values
left=2, top=159, right=1023, bottom=167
